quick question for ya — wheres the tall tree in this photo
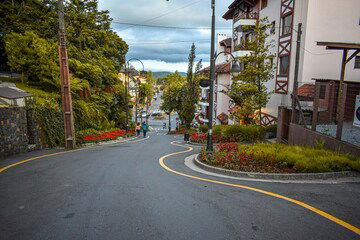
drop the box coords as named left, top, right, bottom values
left=227, top=17, right=275, bottom=124
left=179, top=44, right=200, bottom=129
left=160, top=71, right=185, bottom=116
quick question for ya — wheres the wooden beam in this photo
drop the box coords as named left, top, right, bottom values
left=336, top=83, right=347, bottom=140
left=312, top=82, right=321, bottom=131
left=345, top=49, right=360, bottom=64
left=336, top=49, right=348, bottom=122
left=295, top=96, right=307, bottom=128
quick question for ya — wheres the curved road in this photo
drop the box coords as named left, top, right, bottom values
left=1, top=131, right=360, bottom=239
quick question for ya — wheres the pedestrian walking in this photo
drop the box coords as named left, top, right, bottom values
left=142, top=121, right=148, bottom=138
left=135, top=122, right=141, bottom=136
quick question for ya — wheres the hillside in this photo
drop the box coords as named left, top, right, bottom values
left=153, top=71, right=186, bottom=79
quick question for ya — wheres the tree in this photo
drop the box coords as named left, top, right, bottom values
left=160, top=71, right=185, bottom=116
left=178, top=44, right=201, bottom=129
left=227, top=17, right=275, bottom=124
left=5, top=31, right=60, bottom=89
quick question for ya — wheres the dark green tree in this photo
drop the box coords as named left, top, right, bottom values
left=179, top=44, right=200, bottom=129
left=227, top=17, right=275, bottom=124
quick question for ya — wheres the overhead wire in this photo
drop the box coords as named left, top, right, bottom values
left=117, top=0, right=207, bottom=32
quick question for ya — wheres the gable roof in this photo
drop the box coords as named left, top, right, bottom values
left=0, top=86, right=32, bottom=99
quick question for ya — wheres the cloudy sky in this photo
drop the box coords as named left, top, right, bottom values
left=98, top=0, right=234, bottom=72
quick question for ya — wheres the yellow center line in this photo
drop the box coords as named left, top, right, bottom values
left=159, top=141, right=360, bottom=236
left=0, top=136, right=149, bottom=173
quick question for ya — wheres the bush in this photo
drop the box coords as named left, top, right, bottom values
left=201, top=143, right=360, bottom=173
left=198, top=124, right=208, bottom=133
left=222, top=124, right=265, bottom=142
left=237, top=144, right=360, bottom=173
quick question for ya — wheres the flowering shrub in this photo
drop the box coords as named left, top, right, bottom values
left=79, top=130, right=135, bottom=143
left=199, top=143, right=360, bottom=173
left=189, top=133, right=207, bottom=143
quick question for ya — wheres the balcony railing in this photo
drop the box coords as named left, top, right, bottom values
left=234, top=40, right=251, bottom=51
left=234, top=11, right=258, bottom=23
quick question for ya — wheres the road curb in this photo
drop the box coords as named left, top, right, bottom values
left=193, top=154, right=360, bottom=181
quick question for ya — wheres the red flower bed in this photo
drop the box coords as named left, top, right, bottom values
left=80, top=130, right=135, bottom=143
left=189, top=133, right=224, bottom=144
left=199, top=142, right=295, bottom=173
left=189, top=133, right=207, bottom=143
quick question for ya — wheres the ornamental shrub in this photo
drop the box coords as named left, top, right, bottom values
left=222, top=124, right=265, bottom=143
left=198, top=124, right=208, bottom=133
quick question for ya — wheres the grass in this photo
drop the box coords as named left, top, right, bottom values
left=201, top=143, right=360, bottom=173
left=239, top=144, right=360, bottom=173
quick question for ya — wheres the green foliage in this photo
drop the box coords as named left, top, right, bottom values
left=178, top=44, right=201, bottom=129
left=5, top=31, right=60, bottom=89
left=265, top=124, right=277, bottom=134
left=27, top=97, right=64, bottom=148
left=198, top=124, right=208, bottom=133
left=227, top=17, right=275, bottom=123
left=238, top=144, right=360, bottom=173
left=1, top=0, right=130, bottom=147
left=222, top=125, right=265, bottom=142
left=161, top=71, right=185, bottom=114
left=212, top=124, right=266, bottom=143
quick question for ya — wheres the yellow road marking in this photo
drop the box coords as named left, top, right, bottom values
left=0, top=136, right=149, bottom=173
left=159, top=141, right=360, bottom=236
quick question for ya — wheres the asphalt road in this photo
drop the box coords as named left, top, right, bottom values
left=1, top=131, right=360, bottom=240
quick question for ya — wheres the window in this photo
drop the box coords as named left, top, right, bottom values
left=319, top=85, right=326, bottom=99
left=281, top=14, right=292, bottom=36
left=355, top=56, right=360, bottom=69
left=261, top=0, right=268, bottom=10
left=270, top=21, right=276, bottom=34
left=279, top=55, right=290, bottom=75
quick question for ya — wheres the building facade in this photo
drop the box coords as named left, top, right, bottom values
left=223, top=0, right=360, bottom=121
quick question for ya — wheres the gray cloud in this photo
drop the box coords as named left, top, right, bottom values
left=98, top=0, right=233, bottom=70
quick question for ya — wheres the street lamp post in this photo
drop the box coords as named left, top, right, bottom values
left=124, top=58, right=145, bottom=128
left=165, top=0, right=239, bottom=151
left=207, top=0, right=216, bottom=152
left=204, top=50, right=240, bottom=152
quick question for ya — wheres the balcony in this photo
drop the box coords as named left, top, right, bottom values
left=234, top=11, right=258, bottom=29
left=233, top=40, right=253, bottom=58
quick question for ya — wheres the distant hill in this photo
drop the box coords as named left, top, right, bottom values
left=153, top=71, right=186, bottom=79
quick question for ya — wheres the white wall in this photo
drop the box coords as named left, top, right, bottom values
left=301, top=0, right=360, bottom=83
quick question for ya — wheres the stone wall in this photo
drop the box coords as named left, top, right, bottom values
left=0, top=106, right=28, bottom=158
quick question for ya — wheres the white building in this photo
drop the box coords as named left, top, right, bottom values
left=198, top=34, right=234, bottom=125
left=223, top=0, right=360, bottom=123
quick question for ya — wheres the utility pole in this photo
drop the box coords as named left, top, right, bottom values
left=207, top=0, right=216, bottom=152
left=124, top=63, right=129, bottom=131
left=58, top=0, right=75, bottom=150
left=291, top=23, right=303, bottom=124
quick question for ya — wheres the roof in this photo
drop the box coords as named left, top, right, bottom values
left=312, top=78, right=360, bottom=84
left=317, top=42, right=360, bottom=50
left=222, top=0, right=257, bottom=20
left=0, top=87, right=32, bottom=99
left=297, top=84, right=315, bottom=100
left=201, top=62, right=231, bottom=74
left=219, top=38, right=232, bottom=48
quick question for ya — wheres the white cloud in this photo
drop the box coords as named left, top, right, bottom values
left=130, top=60, right=210, bottom=72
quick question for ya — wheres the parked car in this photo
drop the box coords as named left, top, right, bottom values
left=151, top=109, right=162, bottom=116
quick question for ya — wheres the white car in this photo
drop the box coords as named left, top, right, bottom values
left=151, top=109, right=162, bottom=116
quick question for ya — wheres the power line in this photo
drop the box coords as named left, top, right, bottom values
left=113, top=21, right=231, bottom=30
left=127, top=40, right=211, bottom=45
left=118, top=0, right=206, bottom=32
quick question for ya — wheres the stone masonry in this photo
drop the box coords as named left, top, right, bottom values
left=0, top=106, right=29, bottom=158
